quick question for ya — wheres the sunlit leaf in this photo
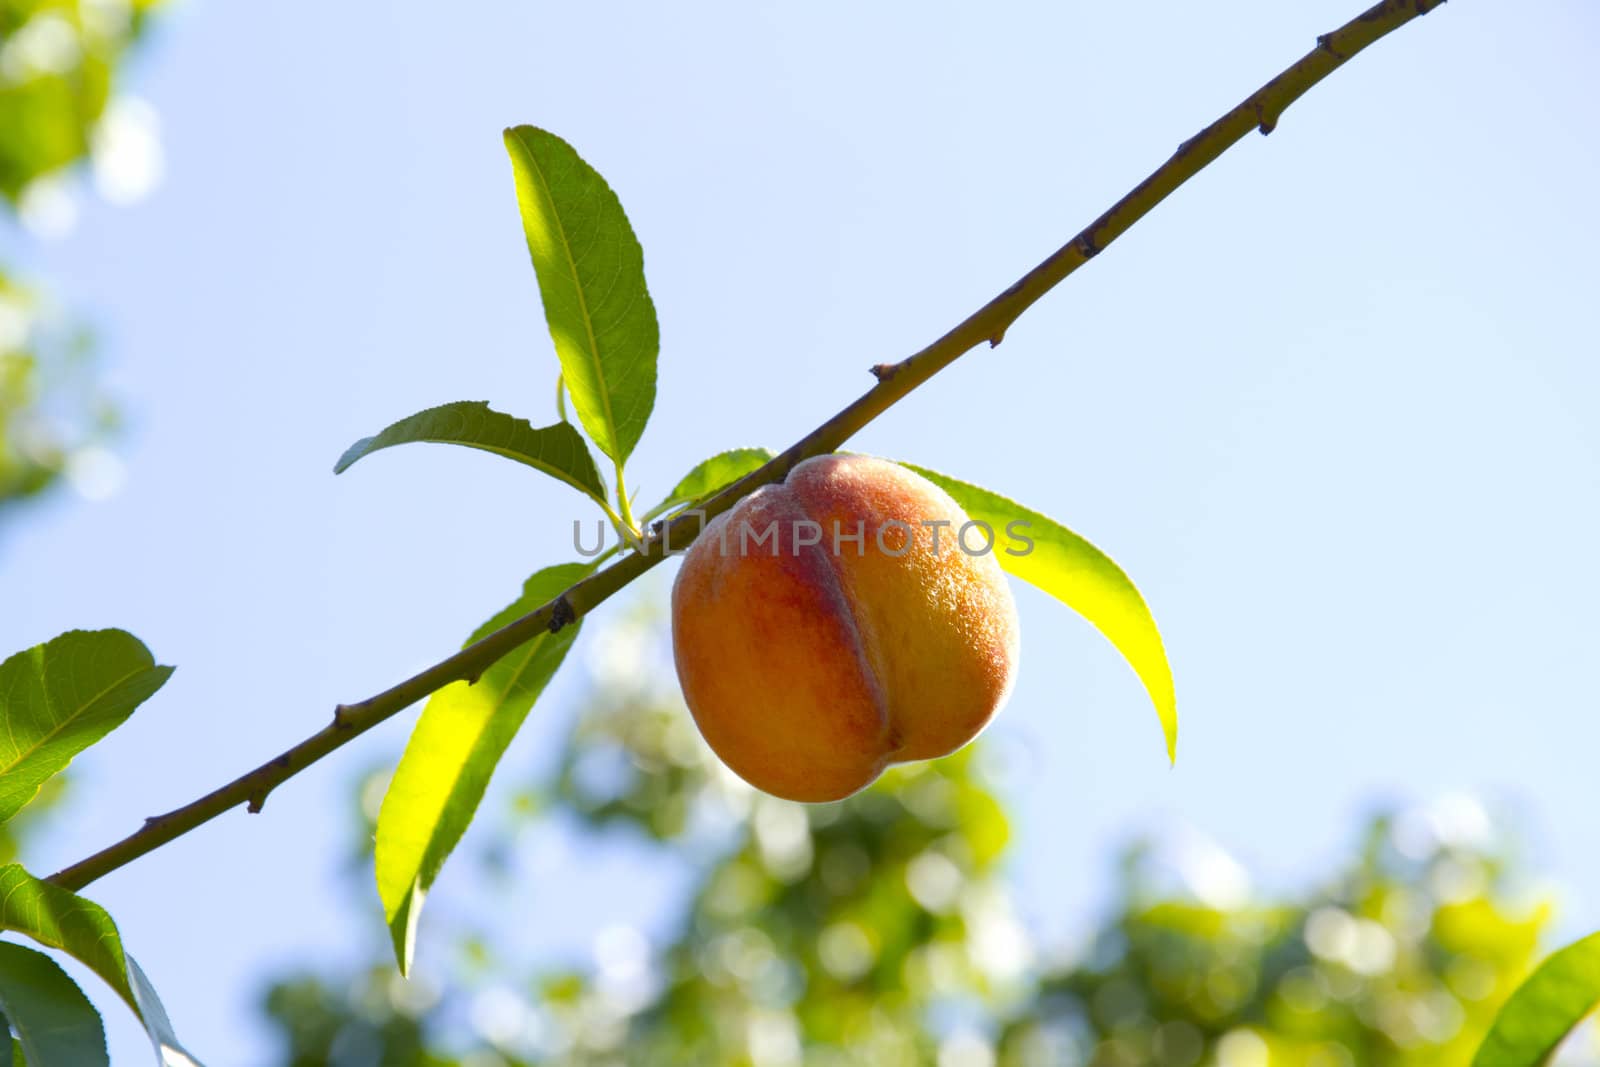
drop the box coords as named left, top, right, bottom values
left=0, top=630, right=174, bottom=825
left=0, top=865, right=135, bottom=1011
left=904, top=464, right=1177, bottom=762
left=376, top=562, right=594, bottom=975
left=0, top=943, right=107, bottom=1067
left=504, top=126, right=658, bottom=465
left=0, top=866, right=205, bottom=1065
left=1472, top=930, right=1600, bottom=1066
left=333, top=400, right=606, bottom=506
left=643, top=447, right=774, bottom=522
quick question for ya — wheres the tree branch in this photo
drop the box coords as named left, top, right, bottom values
left=47, top=0, right=1446, bottom=894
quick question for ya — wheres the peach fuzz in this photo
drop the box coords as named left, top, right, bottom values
left=670, top=454, right=1020, bottom=802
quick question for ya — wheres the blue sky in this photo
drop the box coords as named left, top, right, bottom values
left=2, top=1, right=1598, bottom=1062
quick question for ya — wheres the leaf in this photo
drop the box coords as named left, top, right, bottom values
left=0, top=865, right=135, bottom=1013
left=0, top=943, right=107, bottom=1067
left=643, top=447, right=775, bottom=522
left=0, top=867, right=205, bottom=1065
left=0, top=631, right=174, bottom=826
left=333, top=400, right=607, bottom=506
left=376, top=562, right=593, bottom=975
left=504, top=125, right=658, bottom=465
left=1472, top=930, right=1600, bottom=1066
left=904, top=464, right=1178, bottom=763
left=126, top=958, right=202, bottom=1067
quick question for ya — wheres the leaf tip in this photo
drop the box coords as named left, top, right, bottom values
left=386, top=880, right=426, bottom=978
left=332, top=437, right=374, bottom=475
left=502, top=124, right=542, bottom=152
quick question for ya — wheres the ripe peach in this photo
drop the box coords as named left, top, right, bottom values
left=670, top=454, right=1020, bottom=802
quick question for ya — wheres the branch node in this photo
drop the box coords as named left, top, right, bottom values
left=332, top=703, right=356, bottom=729
left=638, top=522, right=667, bottom=554
left=548, top=595, right=578, bottom=633
left=246, top=794, right=267, bottom=814
left=988, top=327, right=1007, bottom=348
left=870, top=362, right=899, bottom=382
left=1254, top=100, right=1279, bottom=136
left=1075, top=233, right=1102, bottom=260
left=1316, top=33, right=1347, bottom=60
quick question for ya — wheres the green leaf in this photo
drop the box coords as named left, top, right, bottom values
left=376, top=562, right=594, bottom=975
left=0, top=867, right=204, bottom=1066
left=333, top=400, right=607, bottom=506
left=504, top=125, right=658, bottom=465
left=1472, top=930, right=1600, bottom=1066
left=0, top=630, right=174, bottom=826
left=643, top=447, right=775, bottom=522
left=0, top=865, right=136, bottom=1013
left=1, top=1011, right=20, bottom=1067
left=904, top=464, right=1178, bottom=763
left=0, top=943, right=107, bottom=1067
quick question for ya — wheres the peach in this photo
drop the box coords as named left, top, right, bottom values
left=670, top=454, right=1020, bottom=802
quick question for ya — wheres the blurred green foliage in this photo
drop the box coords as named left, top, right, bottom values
left=259, top=600, right=1567, bottom=1067
left=0, top=774, right=63, bottom=866
left=0, top=0, right=160, bottom=513
left=0, top=0, right=161, bottom=204
left=0, top=271, right=114, bottom=512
